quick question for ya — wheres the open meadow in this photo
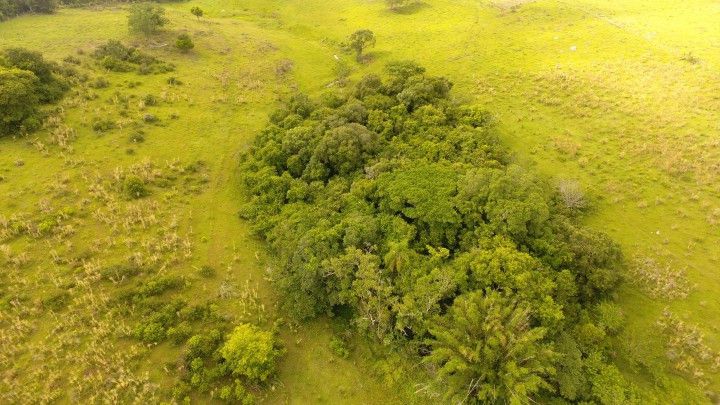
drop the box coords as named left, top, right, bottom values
left=1, top=0, right=719, bottom=403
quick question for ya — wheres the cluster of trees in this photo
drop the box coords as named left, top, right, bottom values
left=240, top=62, right=641, bottom=403
left=0, top=0, right=55, bottom=21
left=0, top=48, right=68, bottom=136
left=118, top=269, right=282, bottom=403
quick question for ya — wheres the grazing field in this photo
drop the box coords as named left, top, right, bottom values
left=1, top=0, right=719, bottom=403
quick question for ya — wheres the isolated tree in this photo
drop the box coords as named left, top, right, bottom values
left=128, top=3, right=168, bottom=37
left=175, top=33, right=194, bottom=53
left=347, top=29, right=375, bottom=61
left=0, top=68, right=40, bottom=136
left=426, top=290, right=556, bottom=404
left=190, top=6, right=203, bottom=20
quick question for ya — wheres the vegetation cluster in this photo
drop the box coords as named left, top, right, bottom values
left=240, top=62, right=637, bottom=403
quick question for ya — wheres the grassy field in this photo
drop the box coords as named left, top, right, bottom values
left=1, top=0, right=719, bottom=402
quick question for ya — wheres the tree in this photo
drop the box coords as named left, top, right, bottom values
left=347, top=29, right=375, bottom=62
left=0, top=68, right=40, bottom=136
left=426, top=290, right=556, bottom=404
left=0, top=47, right=67, bottom=102
left=219, top=324, right=282, bottom=383
left=128, top=3, right=168, bottom=37
left=175, top=33, right=194, bottom=53
left=190, top=6, right=203, bottom=20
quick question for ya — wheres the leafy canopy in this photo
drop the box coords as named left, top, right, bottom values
left=240, top=61, right=630, bottom=403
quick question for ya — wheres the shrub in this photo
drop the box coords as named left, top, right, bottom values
left=134, top=321, right=166, bottom=343
left=0, top=68, right=40, bottom=136
left=91, top=118, right=115, bottom=132
left=143, top=94, right=158, bottom=106
left=190, top=6, right=203, bottom=20
left=175, top=33, right=194, bottom=53
left=123, top=175, right=148, bottom=199
left=219, top=324, right=282, bottom=382
left=129, top=130, right=145, bottom=143
left=128, top=3, right=168, bottom=37
left=90, top=76, right=110, bottom=89
left=198, top=265, right=215, bottom=278
left=92, top=40, right=174, bottom=74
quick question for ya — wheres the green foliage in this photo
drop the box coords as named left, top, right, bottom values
left=346, top=29, right=375, bottom=61
left=190, top=6, right=203, bottom=20
left=128, top=3, right=167, bottom=37
left=0, top=0, right=55, bottom=21
left=0, top=67, right=40, bottom=136
left=0, top=47, right=68, bottom=102
left=123, top=175, right=148, bottom=199
left=175, top=33, right=194, bottom=53
left=220, top=324, right=282, bottom=382
left=92, top=40, right=174, bottom=74
left=426, top=290, right=556, bottom=404
left=241, top=62, right=629, bottom=402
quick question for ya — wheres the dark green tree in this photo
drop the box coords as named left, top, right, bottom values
left=426, top=290, right=556, bottom=404
left=347, top=29, right=375, bottom=61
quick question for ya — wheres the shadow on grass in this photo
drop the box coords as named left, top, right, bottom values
left=387, top=1, right=431, bottom=15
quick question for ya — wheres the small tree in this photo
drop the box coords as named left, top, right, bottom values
left=220, top=324, right=282, bottom=383
left=175, top=33, right=194, bottom=53
left=190, top=6, right=204, bottom=20
left=347, top=29, right=375, bottom=62
left=128, top=3, right=168, bottom=37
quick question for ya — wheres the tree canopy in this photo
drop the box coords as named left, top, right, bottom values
left=240, top=61, right=633, bottom=403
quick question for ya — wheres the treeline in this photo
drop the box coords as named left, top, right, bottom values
left=241, top=62, right=643, bottom=403
left=0, top=0, right=54, bottom=20
left=0, top=0, right=180, bottom=21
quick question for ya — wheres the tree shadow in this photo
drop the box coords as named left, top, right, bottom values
left=389, top=1, right=431, bottom=15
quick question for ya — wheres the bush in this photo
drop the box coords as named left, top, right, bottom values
left=123, top=175, right=148, bottom=199
left=175, top=33, right=194, bottom=53
left=219, top=324, right=282, bottom=382
left=0, top=68, right=40, bottom=136
left=190, top=6, right=203, bottom=20
left=198, top=265, right=215, bottom=278
left=128, top=3, right=168, bottom=36
left=143, top=93, right=158, bottom=106
left=129, top=130, right=145, bottom=143
left=91, top=117, right=115, bottom=132
left=92, top=40, right=174, bottom=74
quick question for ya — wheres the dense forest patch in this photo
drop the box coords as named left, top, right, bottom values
left=240, top=62, right=642, bottom=403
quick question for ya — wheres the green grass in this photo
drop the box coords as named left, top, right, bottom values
left=1, top=0, right=720, bottom=402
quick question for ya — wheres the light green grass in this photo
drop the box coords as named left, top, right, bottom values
left=1, top=0, right=719, bottom=402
